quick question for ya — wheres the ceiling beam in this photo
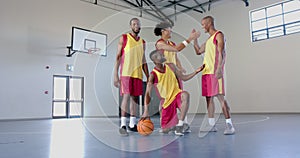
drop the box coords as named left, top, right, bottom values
left=121, top=0, right=165, bottom=21
left=143, top=0, right=174, bottom=25
left=176, top=3, right=203, bottom=13
left=194, top=0, right=206, bottom=12
left=167, top=0, right=221, bottom=18
left=81, top=0, right=164, bottom=22
left=162, top=0, right=190, bottom=9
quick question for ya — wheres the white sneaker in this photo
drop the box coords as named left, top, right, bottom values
left=175, top=126, right=184, bottom=136
left=224, top=123, right=235, bottom=135
left=183, top=123, right=191, bottom=133
left=119, top=126, right=129, bottom=136
left=159, top=127, right=174, bottom=134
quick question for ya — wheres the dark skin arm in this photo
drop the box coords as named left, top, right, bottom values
left=215, top=32, right=225, bottom=79
left=141, top=63, right=205, bottom=119
left=141, top=73, right=155, bottom=118
left=142, top=42, right=149, bottom=80
left=194, top=38, right=206, bottom=55
left=169, top=63, right=205, bottom=82
left=156, top=29, right=200, bottom=52
left=113, top=36, right=123, bottom=88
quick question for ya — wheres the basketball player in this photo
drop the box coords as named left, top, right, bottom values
left=141, top=50, right=205, bottom=136
left=153, top=21, right=200, bottom=131
left=193, top=16, right=235, bottom=135
left=154, top=21, right=200, bottom=74
left=114, top=18, right=149, bottom=136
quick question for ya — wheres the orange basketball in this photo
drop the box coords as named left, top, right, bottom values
left=137, top=119, right=154, bottom=136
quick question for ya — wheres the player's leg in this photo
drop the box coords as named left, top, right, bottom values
left=216, top=94, right=230, bottom=118
left=179, top=91, right=189, bottom=121
left=206, top=96, right=217, bottom=128
left=200, top=96, right=217, bottom=132
left=180, top=91, right=192, bottom=133
left=119, top=94, right=130, bottom=136
left=160, top=104, right=178, bottom=134
left=206, top=96, right=215, bottom=118
left=129, top=96, right=138, bottom=116
left=175, top=91, right=190, bottom=136
left=216, top=94, right=235, bottom=135
left=128, top=96, right=139, bottom=132
left=127, top=77, right=142, bottom=132
left=120, top=94, right=130, bottom=117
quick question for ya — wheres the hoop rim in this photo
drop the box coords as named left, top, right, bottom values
left=87, top=47, right=101, bottom=54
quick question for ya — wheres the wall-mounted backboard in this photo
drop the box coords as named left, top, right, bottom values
left=69, top=26, right=107, bottom=56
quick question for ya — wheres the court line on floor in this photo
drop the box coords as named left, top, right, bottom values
left=0, top=116, right=271, bottom=134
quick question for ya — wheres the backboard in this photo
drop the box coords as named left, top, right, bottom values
left=70, top=26, right=107, bottom=56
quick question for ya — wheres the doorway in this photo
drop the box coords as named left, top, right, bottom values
left=52, top=75, right=84, bottom=118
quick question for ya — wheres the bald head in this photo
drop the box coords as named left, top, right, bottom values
left=202, top=16, right=214, bottom=26
left=149, top=50, right=166, bottom=64
left=201, top=16, right=215, bottom=33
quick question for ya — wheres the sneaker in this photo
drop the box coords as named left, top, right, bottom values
left=119, top=126, right=129, bottom=136
left=159, top=127, right=175, bottom=134
left=183, top=123, right=191, bottom=133
left=128, top=125, right=138, bottom=132
left=175, top=126, right=184, bottom=136
left=200, top=125, right=218, bottom=132
left=224, top=123, right=235, bottom=135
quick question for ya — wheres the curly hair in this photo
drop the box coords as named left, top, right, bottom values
left=154, top=21, right=172, bottom=36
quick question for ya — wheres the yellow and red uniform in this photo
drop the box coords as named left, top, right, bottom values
left=155, top=39, right=177, bottom=65
left=152, top=64, right=182, bottom=129
left=155, top=39, right=183, bottom=89
left=202, top=31, right=225, bottom=96
left=120, top=33, right=145, bottom=96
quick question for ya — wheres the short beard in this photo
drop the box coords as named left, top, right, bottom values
left=132, top=28, right=140, bottom=35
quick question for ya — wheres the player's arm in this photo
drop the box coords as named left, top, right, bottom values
left=171, top=63, right=205, bottom=81
left=175, top=54, right=186, bottom=73
left=156, top=29, right=200, bottom=52
left=142, top=41, right=149, bottom=80
left=113, top=36, right=123, bottom=88
left=194, top=38, right=205, bottom=55
left=141, top=73, right=155, bottom=118
left=215, top=32, right=225, bottom=79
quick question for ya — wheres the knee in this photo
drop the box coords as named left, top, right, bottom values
left=180, top=92, right=190, bottom=110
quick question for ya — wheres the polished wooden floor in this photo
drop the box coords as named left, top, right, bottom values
left=0, top=114, right=299, bottom=158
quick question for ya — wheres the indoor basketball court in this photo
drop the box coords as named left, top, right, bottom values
left=0, top=0, right=300, bottom=158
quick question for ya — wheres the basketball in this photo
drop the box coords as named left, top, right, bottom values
left=137, top=119, right=154, bottom=136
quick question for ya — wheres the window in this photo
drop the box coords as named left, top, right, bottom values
left=250, top=0, right=300, bottom=42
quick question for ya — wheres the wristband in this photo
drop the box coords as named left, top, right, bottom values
left=182, top=40, right=189, bottom=47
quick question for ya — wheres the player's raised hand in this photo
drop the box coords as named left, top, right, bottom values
left=190, top=29, right=200, bottom=40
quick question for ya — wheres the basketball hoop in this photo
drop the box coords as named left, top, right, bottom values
left=87, top=47, right=101, bottom=55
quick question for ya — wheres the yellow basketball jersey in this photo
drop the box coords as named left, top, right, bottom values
left=164, top=41, right=177, bottom=65
left=121, top=33, right=144, bottom=79
left=156, top=39, right=177, bottom=65
left=152, top=64, right=182, bottom=108
left=203, top=31, right=221, bottom=75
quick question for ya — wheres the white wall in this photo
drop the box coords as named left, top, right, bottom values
left=0, top=0, right=117, bottom=119
left=0, top=0, right=299, bottom=120
left=185, top=0, right=300, bottom=113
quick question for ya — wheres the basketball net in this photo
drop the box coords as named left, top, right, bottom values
left=87, top=48, right=101, bottom=55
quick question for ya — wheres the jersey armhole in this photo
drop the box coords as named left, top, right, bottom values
left=151, top=71, right=158, bottom=84
left=213, top=31, right=221, bottom=45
